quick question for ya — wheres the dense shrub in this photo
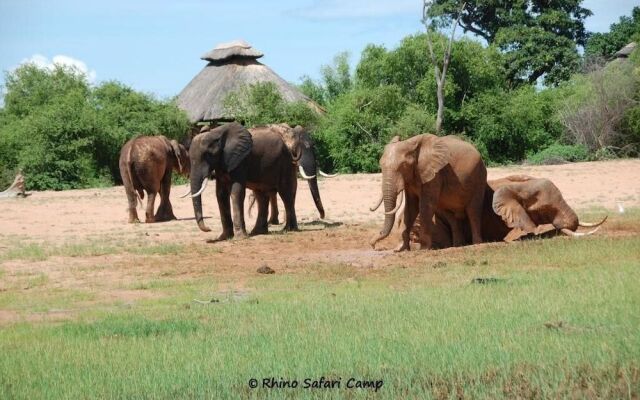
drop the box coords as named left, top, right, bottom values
left=557, top=59, right=639, bottom=155
left=314, top=85, right=407, bottom=173
left=526, top=143, right=590, bottom=165
left=223, top=82, right=319, bottom=129
left=0, top=64, right=190, bottom=190
left=461, top=86, right=563, bottom=164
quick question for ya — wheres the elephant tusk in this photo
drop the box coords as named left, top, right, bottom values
left=384, top=191, right=404, bottom=215
left=179, top=184, right=192, bottom=198
left=561, top=226, right=601, bottom=237
left=319, top=170, right=338, bottom=178
left=578, top=215, right=608, bottom=228
left=190, top=178, right=208, bottom=198
left=298, top=165, right=316, bottom=180
left=370, top=193, right=383, bottom=212
left=396, top=202, right=406, bottom=228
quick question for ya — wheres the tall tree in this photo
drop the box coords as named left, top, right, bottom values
left=422, top=1, right=466, bottom=133
left=426, top=0, right=592, bottom=85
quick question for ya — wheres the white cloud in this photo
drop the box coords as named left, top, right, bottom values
left=20, top=54, right=97, bottom=83
left=289, top=0, right=420, bottom=20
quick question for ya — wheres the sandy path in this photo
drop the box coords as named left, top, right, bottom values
left=0, top=159, right=638, bottom=245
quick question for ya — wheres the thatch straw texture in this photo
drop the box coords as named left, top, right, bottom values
left=177, top=41, right=323, bottom=122
left=614, top=42, right=637, bottom=58
left=200, top=39, right=263, bottom=62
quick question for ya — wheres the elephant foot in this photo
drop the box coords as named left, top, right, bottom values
left=145, top=216, right=156, bottom=223
left=233, top=228, right=249, bottom=240
left=128, top=210, right=140, bottom=223
left=213, top=232, right=234, bottom=242
left=268, top=217, right=280, bottom=225
left=250, top=226, right=269, bottom=236
left=282, top=224, right=299, bottom=232
left=394, top=242, right=410, bottom=252
left=155, top=212, right=177, bottom=222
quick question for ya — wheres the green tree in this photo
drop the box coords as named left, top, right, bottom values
left=426, top=0, right=592, bottom=85
left=314, top=85, right=407, bottom=172
left=298, top=52, right=353, bottom=106
left=0, top=64, right=190, bottom=190
left=356, top=33, right=506, bottom=132
left=585, top=7, right=640, bottom=59
left=223, top=81, right=319, bottom=128
left=462, top=86, right=564, bottom=163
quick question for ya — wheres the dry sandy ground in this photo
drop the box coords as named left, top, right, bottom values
left=1, top=159, right=637, bottom=244
left=0, top=160, right=638, bottom=324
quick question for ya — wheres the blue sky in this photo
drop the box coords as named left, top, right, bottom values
left=0, top=0, right=637, bottom=99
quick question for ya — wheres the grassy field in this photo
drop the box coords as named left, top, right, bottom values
left=0, top=212, right=639, bottom=399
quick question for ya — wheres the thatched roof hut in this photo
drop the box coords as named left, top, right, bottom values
left=614, top=42, right=637, bottom=59
left=177, top=40, right=321, bottom=123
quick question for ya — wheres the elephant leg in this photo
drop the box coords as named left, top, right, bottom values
left=215, top=181, right=234, bottom=240
left=268, top=193, right=280, bottom=225
left=230, top=181, right=248, bottom=238
left=156, top=171, right=176, bottom=222
left=121, top=165, right=140, bottom=223
left=441, top=211, right=464, bottom=247
left=250, top=191, right=270, bottom=235
left=465, top=186, right=485, bottom=245
left=125, top=187, right=140, bottom=223
left=279, top=176, right=298, bottom=232
left=145, top=191, right=157, bottom=223
left=396, top=192, right=419, bottom=252
left=418, top=186, right=441, bottom=250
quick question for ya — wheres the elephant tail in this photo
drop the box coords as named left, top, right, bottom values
left=124, top=140, right=144, bottom=209
left=247, top=191, right=256, bottom=217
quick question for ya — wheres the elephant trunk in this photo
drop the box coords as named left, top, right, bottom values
left=557, top=203, right=579, bottom=231
left=370, top=174, right=401, bottom=248
left=300, top=155, right=325, bottom=219
left=190, top=171, right=211, bottom=232
left=307, top=178, right=325, bottom=219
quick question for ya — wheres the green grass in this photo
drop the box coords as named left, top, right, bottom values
left=0, top=240, right=189, bottom=261
left=1, top=235, right=639, bottom=398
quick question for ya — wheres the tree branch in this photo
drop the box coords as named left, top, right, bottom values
left=459, top=21, right=491, bottom=42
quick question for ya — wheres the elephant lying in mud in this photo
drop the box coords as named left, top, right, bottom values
left=248, top=125, right=337, bottom=224
left=370, top=134, right=487, bottom=251
left=406, top=175, right=607, bottom=248
left=119, top=135, right=190, bottom=223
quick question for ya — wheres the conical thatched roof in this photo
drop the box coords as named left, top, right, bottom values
left=200, top=39, right=263, bottom=62
left=614, top=42, right=637, bottom=58
left=177, top=40, right=322, bottom=123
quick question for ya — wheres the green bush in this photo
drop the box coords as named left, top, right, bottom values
left=223, top=82, right=319, bottom=128
left=526, top=143, right=590, bottom=165
left=314, top=85, right=407, bottom=173
left=392, top=104, right=436, bottom=139
left=462, top=86, right=563, bottom=164
left=0, top=64, right=190, bottom=190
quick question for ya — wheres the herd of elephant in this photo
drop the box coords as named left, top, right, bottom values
left=119, top=122, right=607, bottom=251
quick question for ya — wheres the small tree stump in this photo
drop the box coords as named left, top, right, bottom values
left=0, top=174, right=30, bottom=199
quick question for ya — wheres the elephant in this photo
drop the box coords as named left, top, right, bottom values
left=407, top=175, right=607, bottom=248
left=185, top=122, right=299, bottom=240
left=119, top=135, right=190, bottom=223
left=249, top=125, right=337, bottom=224
left=370, top=134, right=487, bottom=251
left=489, top=175, right=607, bottom=241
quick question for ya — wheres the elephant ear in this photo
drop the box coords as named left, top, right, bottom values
left=417, top=135, right=450, bottom=184
left=492, top=186, right=538, bottom=241
left=169, top=140, right=183, bottom=173
left=223, top=125, right=253, bottom=172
